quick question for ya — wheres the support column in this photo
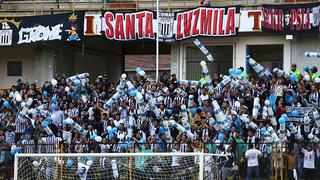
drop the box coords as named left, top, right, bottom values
left=34, top=45, right=54, bottom=85
left=171, top=43, right=180, bottom=78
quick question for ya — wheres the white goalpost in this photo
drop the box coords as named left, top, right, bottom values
left=14, top=152, right=228, bottom=180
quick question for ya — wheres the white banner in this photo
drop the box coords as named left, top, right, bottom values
left=239, top=10, right=262, bottom=32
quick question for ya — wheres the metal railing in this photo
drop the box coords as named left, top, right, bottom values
left=0, top=0, right=317, bottom=17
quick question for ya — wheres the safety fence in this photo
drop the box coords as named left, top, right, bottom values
left=0, top=0, right=317, bottom=17
left=1, top=141, right=319, bottom=179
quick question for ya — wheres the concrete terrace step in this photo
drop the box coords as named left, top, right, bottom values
left=0, top=0, right=314, bottom=17
left=0, top=0, right=200, bottom=16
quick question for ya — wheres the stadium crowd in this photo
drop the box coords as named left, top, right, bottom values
left=1, top=63, right=320, bottom=180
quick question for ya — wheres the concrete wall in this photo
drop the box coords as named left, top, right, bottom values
left=292, top=36, right=320, bottom=73
left=0, top=46, right=35, bottom=88
left=75, top=52, right=123, bottom=83
left=53, top=45, right=76, bottom=77
left=172, top=35, right=292, bottom=79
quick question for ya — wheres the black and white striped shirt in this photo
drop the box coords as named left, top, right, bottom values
left=259, top=142, right=268, bottom=157
left=309, top=92, right=319, bottom=107
left=174, top=96, right=185, bottom=105
left=164, top=96, right=173, bottom=108
left=180, top=143, right=188, bottom=153
left=256, top=128, right=262, bottom=140
left=66, top=108, right=79, bottom=119
left=22, top=139, right=35, bottom=153
left=41, top=137, right=62, bottom=153
left=5, top=131, right=15, bottom=145
left=15, top=114, right=25, bottom=133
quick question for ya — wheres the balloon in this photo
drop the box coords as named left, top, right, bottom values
left=235, top=69, right=242, bottom=75
left=15, top=94, right=22, bottom=102
left=121, top=74, right=127, bottom=79
left=291, top=110, right=299, bottom=117
left=304, top=66, right=310, bottom=72
left=50, top=104, right=56, bottom=111
left=94, top=136, right=102, bottom=142
left=261, top=127, right=267, bottom=133
left=228, top=68, right=235, bottom=75
left=107, top=126, right=112, bottom=132
left=41, top=120, right=49, bottom=128
left=64, top=86, right=70, bottom=92
left=138, top=70, right=145, bottom=76
left=3, top=101, right=9, bottom=108
left=112, top=127, right=118, bottom=133
left=304, top=74, right=310, bottom=81
left=278, top=117, right=285, bottom=124
left=136, top=67, right=142, bottom=73
left=46, top=116, right=53, bottom=123
left=129, top=90, right=136, bottom=97
left=234, top=101, right=241, bottom=108
left=10, top=149, right=17, bottom=156
left=200, top=61, right=206, bottom=66
left=51, top=79, right=58, bottom=86
left=86, top=160, right=93, bottom=166
left=43, top=91, right=48, bottom=97
left=33, top=161, right=40, bottom=167
left=67, top=159, right=73, bottom=167
left=91, top=134, right=97, bottom=140
left=315, top=78, right=320, bottom=83
left=63, top=120, right=68, bottom=125
left=16, top=147, right=22, bottom=152
left=167, top=109, right=173, bottom=116
left=65, top=118, right=73, bottom=124
left=21, top=102, right=25, bottom=107
left=52, top=97, right=57, bottom=103
left=218, top=133, right=224, bottom=141
left=290, top=74, right=297, bottom=82
left=281, top=114, right=288, bottom=120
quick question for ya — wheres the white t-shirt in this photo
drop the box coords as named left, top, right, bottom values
left=114, top=119, right=124, bottom=128
left=198, top=94, right=209, bottom=106
left=245, top=149, right=262, bottom=167
left=301, top=149, right=316, bottom=169
left=62, top=131, right=72, bottom=144
left=171, top=149, right=180, bottom=167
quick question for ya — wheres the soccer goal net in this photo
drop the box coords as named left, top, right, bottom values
left=14, top=152, right=228, bottom=180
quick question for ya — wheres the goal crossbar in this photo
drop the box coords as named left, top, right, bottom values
left=15, top=152, right=216, bottom=158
